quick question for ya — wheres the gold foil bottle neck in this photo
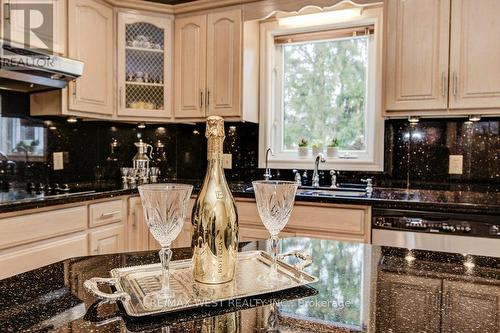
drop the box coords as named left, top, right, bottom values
left=206, top=116, right=225, bottom=139
left=206, top=116, right=225, bottom=160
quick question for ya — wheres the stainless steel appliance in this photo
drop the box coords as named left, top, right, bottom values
left=0, top=40, right=83, bottom=93
left=372, top=208, right=500, bottom=257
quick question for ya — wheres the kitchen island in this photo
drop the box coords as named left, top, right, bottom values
left=1, top=238, right=499, bottom=332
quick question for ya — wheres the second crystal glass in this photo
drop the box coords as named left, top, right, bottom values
left=138, top=183, right=193, bottom=308
left=252, top=180, right=298, bottom=284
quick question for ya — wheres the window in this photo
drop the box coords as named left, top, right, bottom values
left=259, top=6, right=384, bottom=171
left=0, top=117, right=46, bottom=161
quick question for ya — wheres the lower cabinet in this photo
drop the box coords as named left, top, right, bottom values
left=441, top=280, right=500, bottom=333
left=376, top=272, right=442, bottom=333
left=376, top=272, right=500, bottom=333
left=88, top=224, right=126, bottom=255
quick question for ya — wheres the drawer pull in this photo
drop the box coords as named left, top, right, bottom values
left=100, top=211, right=121, bottom=218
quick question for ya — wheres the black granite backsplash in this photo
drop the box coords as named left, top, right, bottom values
left=0, top=93, right=498, bottom=189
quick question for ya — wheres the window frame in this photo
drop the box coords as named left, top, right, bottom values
left=258, top=6, right=384, bottom=171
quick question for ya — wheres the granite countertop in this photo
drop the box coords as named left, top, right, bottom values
left=0, top=180, right=499, bottom=215
left=0, top=238, right=499, bottom=332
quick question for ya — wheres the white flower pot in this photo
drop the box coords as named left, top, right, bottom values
left=327, top=147, right=339, bottom=158
left=298, top=147, right=308, bottom=157
left=312, top=147, right=323, bottom=156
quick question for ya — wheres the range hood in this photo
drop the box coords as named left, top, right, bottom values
left=0, top=40, right=84, bottom=93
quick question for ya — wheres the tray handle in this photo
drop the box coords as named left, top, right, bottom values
left=278, top=250, right=312, bottom=272
left=84, top=277, right=130, bottom=303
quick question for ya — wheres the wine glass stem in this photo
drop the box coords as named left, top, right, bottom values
left=270, top=235, right=279, bottom=275
left=159, top=246, right=172, bottom=293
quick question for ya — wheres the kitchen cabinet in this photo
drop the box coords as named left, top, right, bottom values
left=448, top=0, right=500, bottom=110
left=174, top=9, right=258, bottom=121
left=441, top=280, right=500, bottom=333
left=384, top=0, right=450, bottom=111
left=117, top=10, right=173, bottom=119
left=88, top=223, right=126, bottom=255
left=67, top=0, right=114, bottom=116
left=127, top=196, right=151, bottom=252
left=376, top=272, right=442, bottom=333
left=384, top=0, right=500, bottom=115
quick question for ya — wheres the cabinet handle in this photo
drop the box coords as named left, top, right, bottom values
left=200, top=90, right=203, bottom=109
left=73, top=80, right=77, bottom=97
left=101, top=210, right=121, bottom=218
left=4, top=2, right=10, bottom=21
left=452, top=72, right=458, bottom=97
left=441, top=72, right=447, bottom=97
left=206, top=90, right=210, bottom=107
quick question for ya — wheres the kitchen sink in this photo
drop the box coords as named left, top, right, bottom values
left=244, top=186, right=368, bottom=198
left=296, top=187, right=368, bottom=198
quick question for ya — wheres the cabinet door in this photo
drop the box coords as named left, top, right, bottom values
left=117, top=12, right=173, bottom=118
left=127, top=197, right=150, bottom=252
left=376, top=272, right=442, bottom=333
left=449, top=0, right=500, bottom=109
left=89, top=224, right=125, bottom=255
left=384, top=0, right=450, bottom=111
left=1, top=0, right=66, bottom=54
left=206, top=9, right=241, bottom=117
left=67, top=0, right=114, bottom=115
left=442, top=280, right=500, bottom=333
left=174, top=14, right=207, bottom=119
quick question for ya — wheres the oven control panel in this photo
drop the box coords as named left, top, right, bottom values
left=373, top=217, right=477, bottom=234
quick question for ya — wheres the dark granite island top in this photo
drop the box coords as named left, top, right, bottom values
left=1, top=238, right=499, bottom=333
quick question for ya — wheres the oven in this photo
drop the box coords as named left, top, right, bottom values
left=371, top=208, right=500, bottom=257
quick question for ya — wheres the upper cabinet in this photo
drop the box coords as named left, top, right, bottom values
left=449, top=0, right=500, bottom=110
left=67, top=0, right=114, bottom=116
left=117, top=11, right=173, bottom=119
left=384, top=0, right=450, bottom=111
left=384, top=0, right=500, bottom=115
left=0, top=0, right=66, bottom=54
left=175, top=9, right=256, bottom=121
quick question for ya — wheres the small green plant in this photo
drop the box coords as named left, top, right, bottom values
left=327, top=138, right=339, bottom=147
left=298, top=138, right=308, bottom=148
left=311, top=139, right=323, bottom=148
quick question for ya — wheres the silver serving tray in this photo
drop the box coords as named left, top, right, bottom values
left=84, top=250, right=317, bottom=317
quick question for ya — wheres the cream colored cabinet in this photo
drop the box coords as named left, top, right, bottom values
left=206, top=9, right=241, bottom=117
left=67, top=0, right=114, bottom=116
left=0, top=0, right=66, bottom=54
left=88, top=223, right=126, bottom=255
left=441, top=280, right=500, bottom=333
left=384, top=0, right=500, bottom=115
left=117, top=11, right=173, bottom=119
left=384, top=0, right=450, bottom=111
left=175, top=9, right=254, bottom=121
left=174, top=14, right=207, bottom=118
left=127, top=196, right=150, bottom=252
left=449, top=0, right=500, bottom=110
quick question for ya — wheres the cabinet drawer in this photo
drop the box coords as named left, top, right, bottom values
left=0, top=233, right=88, bottom=279
left=235, top=199, right=261, bottom=226
left=288, top=203, right=369, bottom=236
left=0, top=206, right=87, bottom=249
left=89, top=200, right=125, bottom=227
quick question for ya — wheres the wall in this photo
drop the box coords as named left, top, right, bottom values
left=0, top=93, right=498, bottom=190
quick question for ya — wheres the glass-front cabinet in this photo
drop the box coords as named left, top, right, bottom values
left=117, top=11, right=173, bottom=119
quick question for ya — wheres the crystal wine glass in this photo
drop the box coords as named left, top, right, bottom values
left=252, top=180, right=298, bottom=284
left=138, top=183, right=193, bottom=308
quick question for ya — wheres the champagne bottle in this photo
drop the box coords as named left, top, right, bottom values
left=192, top=116, right=238, bottom=284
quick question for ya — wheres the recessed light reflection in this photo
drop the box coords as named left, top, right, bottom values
left=137, top=123, right=146, bottom=129
left=468, top=115, right=481, bottom=122
left=67, top=117, right=78, bottom=123
left=408, top=116, right=420, bottom=124
left=193, top=130, right=200, bottom=135
left=405, top=250, right=416, bottom=263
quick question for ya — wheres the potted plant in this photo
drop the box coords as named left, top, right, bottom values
left=311, top=139, right=324, bottom=156
left=297, top=138, right=308, bottom=157
left=327, top=138, right=339, bottom=158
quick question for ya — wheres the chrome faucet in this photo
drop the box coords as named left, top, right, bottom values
left=263, top=148, right=273, bottom=180
left=329, top=170, right=338, bottom=189
left=312, top=153, right=326, bottom=188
